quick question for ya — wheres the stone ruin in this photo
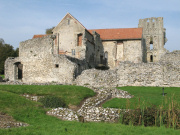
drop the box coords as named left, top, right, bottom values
left=3, top=13, right=180, bottom=87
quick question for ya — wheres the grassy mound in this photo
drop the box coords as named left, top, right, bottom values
left=0, top=85, right=179, bottom=134
left=0, top=85, right=95, bottom=106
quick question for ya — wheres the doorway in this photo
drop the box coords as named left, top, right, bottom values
left=14, top=62, right=23, bottom=80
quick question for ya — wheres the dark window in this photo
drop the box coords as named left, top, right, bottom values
left=55, top=64, right=59, bottom=68
left=68, top=19, right=70, bottom=25
left=105, top=52, right=108, bottom=59
left=150, top=55, right=153, bottom=62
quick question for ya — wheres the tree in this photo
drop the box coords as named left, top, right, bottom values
left=45, top=27, right=55, bottom=34
left=0, top=38, right=18, bottom=74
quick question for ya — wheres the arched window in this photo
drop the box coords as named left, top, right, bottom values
left=105, top=51, right=108, bottom=59
left=104, top=51, right=108, bottom=65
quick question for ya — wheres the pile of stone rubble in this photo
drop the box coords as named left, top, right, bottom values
left=47, top=87, right=133, bottom=122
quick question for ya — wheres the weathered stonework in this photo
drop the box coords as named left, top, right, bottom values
left=76, top=60, right=180, bottom=87
left=46, top=87, right=133, bottom=122
left=138, top=17, right=168, bottom=62
left=4, top=13, right=179, bottom=86
left=47, top=108, right=79, bottom=121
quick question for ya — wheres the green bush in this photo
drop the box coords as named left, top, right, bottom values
left=38, top=95, right=66, bottom=108
left=121, top=105, right=180, bottom=129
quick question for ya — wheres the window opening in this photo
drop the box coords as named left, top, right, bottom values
left=72, top=49, right=75, bottom=56
left=55, top=64, right=59, bottom=68
left=105, top=52, right=108, bottom=59
left=104, top=51, right=108, bottom=66
left=150, top=44, right=153, bottom=50
left=150, top=55, right=153, bottom=62
left=77, top=34, right=82, bottom=46
left=68, top=19, right=70, bottom=25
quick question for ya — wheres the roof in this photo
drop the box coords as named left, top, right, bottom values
left=88, top=28, right=143, bottom=40
left=32, top=34, right=50, bottom=39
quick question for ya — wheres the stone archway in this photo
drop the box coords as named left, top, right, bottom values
left=14, top=62, right=23, bottom=80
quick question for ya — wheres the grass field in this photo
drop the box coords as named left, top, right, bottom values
left=0, top=85, right=179, bottom=134
left=0, top=85, right=95, bottom=106
left=103, top=86, right=180, bottom=110
left=0, top=75, right=4, bottom=78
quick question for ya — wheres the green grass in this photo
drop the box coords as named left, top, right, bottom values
left=0, top=87, right=180, bottom=135
left=0, top=85, right=95, bottom=106
left=103, top=86, right=180, bottom=109
left=0, top=74, right=4, bottom=78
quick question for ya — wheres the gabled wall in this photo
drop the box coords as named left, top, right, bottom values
left=52, top=14, right=86, bottom=59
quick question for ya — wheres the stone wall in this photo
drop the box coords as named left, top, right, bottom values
left=4, top=57, right=20, bottom=81
left=5, top=36, right=77, bottom=83
left=76, top=61, right=180, bottom=87
left=102, top=41, right=117, bottom=68
left=123, top=40, right=143, bottom=63
left=160, top=50, right=180, bottom=63
left=138, top=17, right=168, bottom=62
left=102, top=40, right=143, bottom=69
left=53, top=13, right=86, bottom=58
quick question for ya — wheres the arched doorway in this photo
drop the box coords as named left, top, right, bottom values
left=14, top=62, right=23, bottom=80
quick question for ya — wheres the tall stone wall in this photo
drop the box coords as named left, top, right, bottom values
left=123, top=40, right=143, bottom=63
left=102, top=41, right=117, bottom=68
left=5, top=36, right=77, bottom=84
left=53, top=14, right=86, bottom=58
left=138, top=17, right=168, bottom=62
left=101, top=40, right=143, bottom=69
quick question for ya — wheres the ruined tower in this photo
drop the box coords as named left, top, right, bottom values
left=138, top=17, right=168, bottom=62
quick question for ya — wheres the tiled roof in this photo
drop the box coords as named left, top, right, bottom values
left=88, top=28, right=143, bottom=40
left=32, top=34, right=50, bottom=39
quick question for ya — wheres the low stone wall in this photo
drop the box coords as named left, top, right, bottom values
left=81, top=107, right=120, bottom=122
left=76, top=61, right=180, bottom=87
left=0, top=113, right=28, bottom=129
left=47, top=108, right=79, bottom=121
left=160, top=50, right=180, bottom=63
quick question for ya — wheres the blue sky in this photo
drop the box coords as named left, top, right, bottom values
left=0, top=0, right=179, bottom=51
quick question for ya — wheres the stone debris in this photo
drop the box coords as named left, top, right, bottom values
left=47, top=87, right=133, bottom=122
left=0, top=113, right=28, bottom=129
left=47, top=108, right=79, bottom=121
left=21, top=94, right=44, bottom=101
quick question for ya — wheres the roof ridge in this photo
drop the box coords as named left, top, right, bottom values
left=88, top=28, right=142, bottom=30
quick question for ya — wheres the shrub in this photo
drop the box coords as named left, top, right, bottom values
left=121, top=105, right=180, bottom=129
left=38, top=95, right=66, bottom=108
